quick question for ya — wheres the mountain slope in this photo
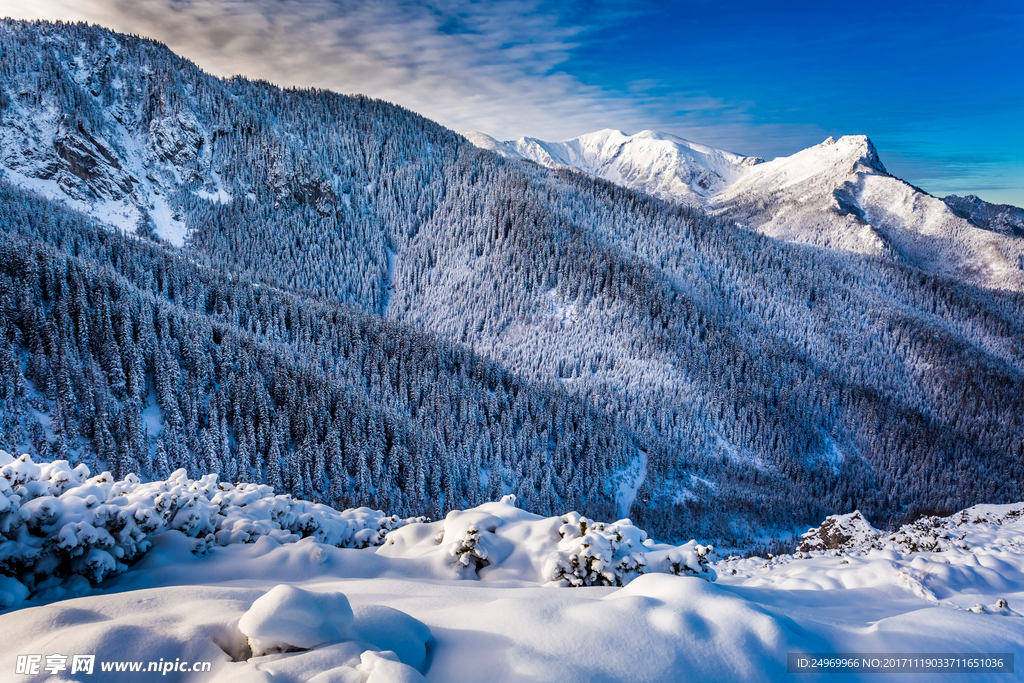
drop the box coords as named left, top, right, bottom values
left=1, top=20, right=1023, bottom=542
left=468, top=131, right=1024, bottom=291
left=0, top=174, right=641, bottom=524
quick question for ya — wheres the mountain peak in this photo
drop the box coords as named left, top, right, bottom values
left=836, top=134, right=886, bottom=174
left=803, top=135, right=885, bottom=175
left=460, top=127, right=1021, bottom=290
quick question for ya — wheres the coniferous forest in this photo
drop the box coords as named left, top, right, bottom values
left=0, top=20, right=1022, bottom=544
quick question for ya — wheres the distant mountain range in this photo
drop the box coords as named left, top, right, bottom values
left=465, top=130, right=1024, bottom=291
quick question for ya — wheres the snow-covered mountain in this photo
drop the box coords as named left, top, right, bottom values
left=466, top=131, right=1024, bottom=291
left=0, top=61, right=204, bottom=246
left=2, top=20, right=1024, bottom=547
left=713, top=136, right=1024, bottom=290
left=944, top=193, right=1024, bottom=238
left=463, top=129, right=762, bottom=204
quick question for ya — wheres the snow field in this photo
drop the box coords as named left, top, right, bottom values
left=4, top=560, right=1022, bottom=681
left=3, top=455, right=1024, bottom=681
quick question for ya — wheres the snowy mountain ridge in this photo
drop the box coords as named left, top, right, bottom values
left=466, top=130, right=1024, bottom=291
left=462, top=128, right=762, bottom=204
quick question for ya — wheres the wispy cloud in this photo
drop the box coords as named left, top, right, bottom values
left=0, top=0, right=684, bottom=141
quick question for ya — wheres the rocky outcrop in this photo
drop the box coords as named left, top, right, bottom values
left=53, top=117, right=137, bottom=200
left=798, top=511, right=882, bottom=553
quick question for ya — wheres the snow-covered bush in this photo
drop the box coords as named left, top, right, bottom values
left=644, top=540, right=716, bottom=580
left=885, top=516, right=965, bottom=554
left=381, top=497, right=717, bottom=587
left=444, top=525, right=492, bottom=573
left=432, top=506, right=503, bottom=574
left=3, top=453, right=721, bottom=608
left=0, top=451, right=422, bottom=605
left=545, top=512, right=648, bottom=587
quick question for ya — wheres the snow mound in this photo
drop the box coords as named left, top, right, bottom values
left=239, top=584, right=355, bottom=656
left=351, top=604, right=433, bottom=673
left=379, top=495, right=715, bottom=586
left=235, top=585, right=430, bottom=681
left=355, top=650, right=427, bottom=683
left=0, top=451, right=421, bottom=607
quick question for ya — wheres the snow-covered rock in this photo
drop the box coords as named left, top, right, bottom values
left=722, top=502, right=1024, bottom=614
left=238, top=584, right=355, bottom=656
left=794, top=503, right=1024, bottom=558
left=53, top=115, right=139, bottom=200
left=797, top=510, right=882, bottom=553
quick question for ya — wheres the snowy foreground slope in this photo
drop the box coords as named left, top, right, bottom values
left=467, top=130, right=1024, bottom=291
left=2, top=453, right=1023, bottom=682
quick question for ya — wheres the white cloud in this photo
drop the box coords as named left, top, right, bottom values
left=0, top=0, right=644, bottom=139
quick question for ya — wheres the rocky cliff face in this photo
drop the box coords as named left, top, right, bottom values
left=53, top=116, right=139, bottom=200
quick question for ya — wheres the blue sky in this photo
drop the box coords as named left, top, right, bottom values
left=562, top=1, right=1024, bottom=204
left=3, top=0, right=1021, bottom=204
